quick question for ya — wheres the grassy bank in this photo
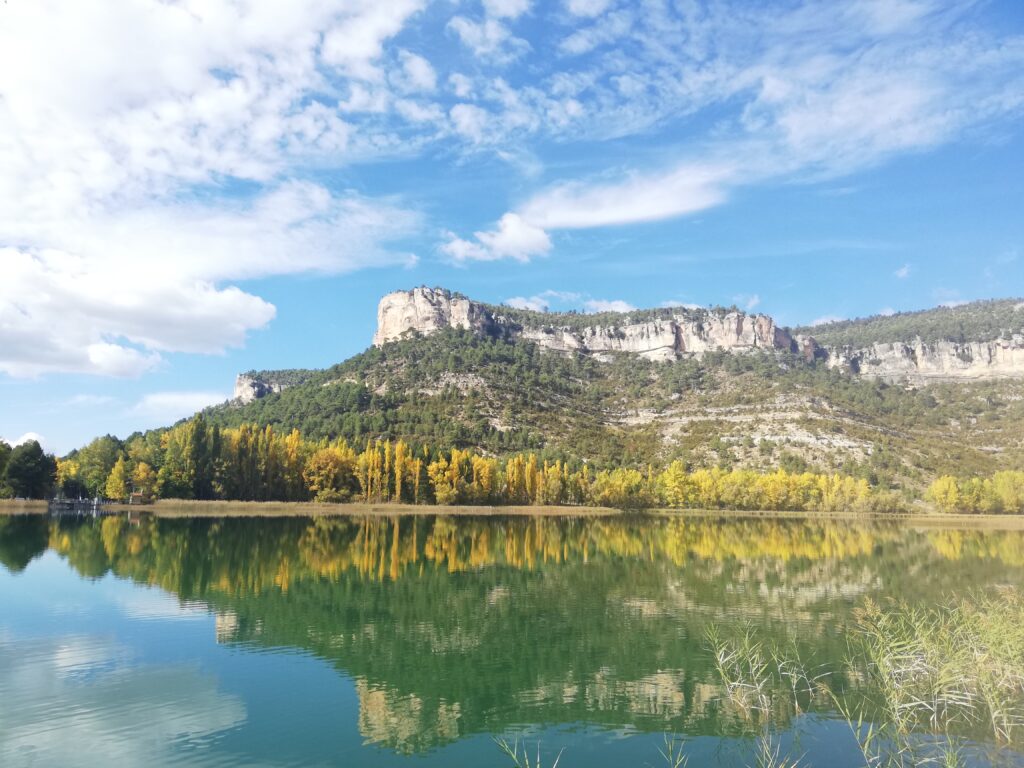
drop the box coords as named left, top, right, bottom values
left=0, top=500, right=47, bottom=515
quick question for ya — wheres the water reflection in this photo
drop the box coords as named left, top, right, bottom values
left=1, top=514, right=1023, bottom=761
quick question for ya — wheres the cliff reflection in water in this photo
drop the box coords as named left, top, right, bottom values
left=2, top=514, right=1023, bottom=754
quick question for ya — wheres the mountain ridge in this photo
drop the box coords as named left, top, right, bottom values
left=207, top=290, right=1024, bottom=492
left=235, top=289, right=1024, bottom=403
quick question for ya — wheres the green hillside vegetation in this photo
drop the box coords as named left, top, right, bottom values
left=202, top=329, right=1024, bottom=492
left=485, top=298, right=736, bottom=332
left=239, top=367, right=318, bottom=388
left=56, top=298, right=1024, bottom=509
left=795, top=298, right=1024, bottom=346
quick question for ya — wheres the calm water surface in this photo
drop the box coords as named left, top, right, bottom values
left=1, top=513, right=1023, bottom=767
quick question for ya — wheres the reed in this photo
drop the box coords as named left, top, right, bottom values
left=493, top=737, right=564, bottom=768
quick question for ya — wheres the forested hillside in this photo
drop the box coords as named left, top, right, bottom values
left=197, top=329, right=1024, bottom=492
left=794, top=298, right=1024, bottom=346
left=48, top=298, right=1024, bottom=508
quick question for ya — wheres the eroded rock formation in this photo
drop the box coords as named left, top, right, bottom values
left=233, top=373, right=289, bottom=404
left=373, top=287, right=793, bottom=361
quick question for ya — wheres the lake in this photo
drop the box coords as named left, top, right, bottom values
left=1, top=513, right=1023, bottom=767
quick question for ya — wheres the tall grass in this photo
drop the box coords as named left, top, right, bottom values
left=837, top=589, right=1024, bottom=767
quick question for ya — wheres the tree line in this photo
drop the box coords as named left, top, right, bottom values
left=49, top=415, right=912, bottom=512
left=925, top=471, right=1024, bottom=514
left=0, top=440, right=57, bottom=499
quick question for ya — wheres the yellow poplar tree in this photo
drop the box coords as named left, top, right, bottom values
left=104, top=456, right=130, bottom=501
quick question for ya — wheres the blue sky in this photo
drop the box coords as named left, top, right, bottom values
left=1, top=0, right=1022, bottom=454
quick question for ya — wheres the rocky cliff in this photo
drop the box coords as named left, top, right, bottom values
left=822, top=336, right=1024, bottom=383
left=232, top=289, right=1024, bottom=404
left=372, top=287, right=1024, bottom=382
left=373, top=287, right=793, bottom=361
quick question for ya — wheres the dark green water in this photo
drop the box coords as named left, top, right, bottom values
left=1, top=513, right=1023, bottom=767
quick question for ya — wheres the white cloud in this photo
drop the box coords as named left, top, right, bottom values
left=733, top=294, right=762, bottom=312
left=442, top=213, right=552, bottom=262
left=131, top=392, right=229, bottom=424
left=939, top=300, right=970, bottom=308
left=0, top=184, right=419, bottom=378
left=322, top=0, right=427, bottom=80
left=565, top=0, right=614, bottom=17
left=396, top=50, right=437, bottom=92
left=449, top=103, right=492, bottom=143
left=449, top=73, right=475, bottom=98
left=519, top=162, right=734, bottom=229
left=447, top=16, right=529, bottom=62
left=810, top=314, right=846, bottom=326
left=894, top=264, right=911, bottom=278
left=483, top=0, right=532, bottom=19
left=504, top=289, right=583, bottom=311
left=560, top=10, right=632, bottom=55
left=584, top=298, right=635, bottom=313
left=395, top=99, right=444, bottom=122
left=0, top=1, right=431, bottom=379
left=502, top=290, right=631, bottom=313
left=506, top=296, right=550, bottom=311
left=0, top=432, right=47, bottom=449
left=444, top=1, right=1024, bottom=249
left=879, top=307, right=897, bottom=316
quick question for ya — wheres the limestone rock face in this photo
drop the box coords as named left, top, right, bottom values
left=234, top=373, right=289, bottom=404
left=233, top=290, right=1024, bottom=401
left=373, top=287, right=494, bottom=346
left=372, top=287, right=794, bottom=360
left=825, top=336, right=1024, bottom=383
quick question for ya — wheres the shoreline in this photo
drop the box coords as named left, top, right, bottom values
left=3, top=498, right=1024, bottom=528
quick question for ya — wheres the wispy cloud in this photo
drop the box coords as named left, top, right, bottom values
left=503, top=290, right=632, bottom=313
left=894, top=263, right=911, bottom=279
left=810, top=314, right=846, bottom=326
left=446, top=0, right=1024, bottom=254
left=131, top=392, right=228, bottom=424
left=733, top=293, right=762, bottom=312
left=584, top=298, right=635, bottom=313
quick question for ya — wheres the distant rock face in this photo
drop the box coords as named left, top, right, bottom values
left=824, top=337, right=1024, bottom=383
left=232, top=290, right=1024, bottom=403
left=373, top=286, right=494, bottom=347
left=233, top=373, right=289, bottom=404
left=373, top=287, right=793, bottom=360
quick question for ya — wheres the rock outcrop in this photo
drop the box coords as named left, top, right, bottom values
left=373, top=287, right=794, bottom=361
left=823, top=336, right=1024, bottom=383
left=374, top=287, right=495, bottom=347
left=233, top=289, right=1024, bottom=404
left=233, top=373, right=290, bottom=404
